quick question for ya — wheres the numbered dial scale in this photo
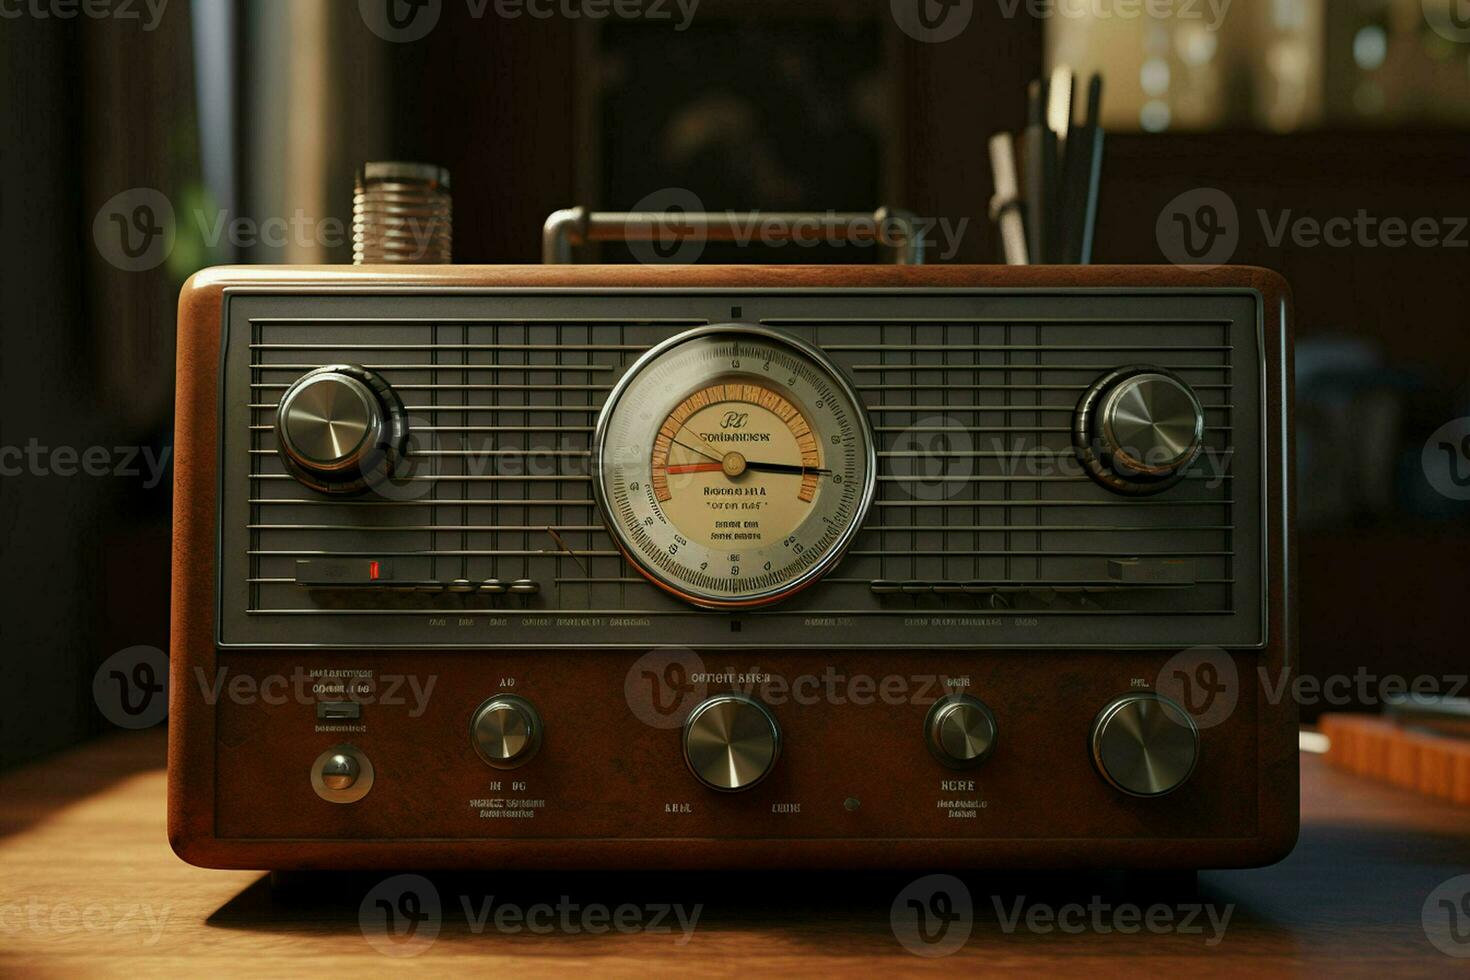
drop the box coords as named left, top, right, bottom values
left=594, top=325, right=877, bottom=609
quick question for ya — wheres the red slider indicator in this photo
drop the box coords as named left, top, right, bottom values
left=368, top=560, right=381, bottom=581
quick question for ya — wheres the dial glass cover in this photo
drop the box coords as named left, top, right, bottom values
left=594, top=326, right=876, bottom=609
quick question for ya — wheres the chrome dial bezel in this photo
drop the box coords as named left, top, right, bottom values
left=593, top=324, right=877, bottom=610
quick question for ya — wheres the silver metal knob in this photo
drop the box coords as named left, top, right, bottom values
left=470, top=695, right=543, bottom=769
left=1101, top=373, right=1204, bottom=476
left=925, top=695, right=997, bottom=769
left=1090, top=693, right=1199, bottom=797
left=275, top=365, right=406, bottom=495
left=1075, top=367, right=1204, bottom=495
left=319, top=752, right=360, bottom=790
left=310, top=744, right=374, bottom=804
left=682, top=694, right=780, bottom=792
left=280, top=373, right=379, bottom=469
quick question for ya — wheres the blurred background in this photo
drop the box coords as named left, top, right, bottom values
left=3, top=0, right=1468, bottom=768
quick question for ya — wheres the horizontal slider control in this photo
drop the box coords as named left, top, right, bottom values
left=1107, top=558, right=1197, bottom=585
left=294, top=561, right=538, bottom=595
left=870, top=580, right=1196, bottom=596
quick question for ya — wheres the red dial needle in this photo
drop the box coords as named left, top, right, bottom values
left=664, top=463, right=725, bottom=474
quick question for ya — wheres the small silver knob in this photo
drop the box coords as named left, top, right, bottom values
left=682, top=695, right=780, bottom=792
left=319, top=752, right=360, bottom=790
left=310, top=744, right=374, bottom=803
left=1091, top=693, right=1199, bottom=797
left=280, top=373, right=379, bottom=470
left=925, top=695, right=997, bottom=769
left=470, top=695, right=543, bottom=769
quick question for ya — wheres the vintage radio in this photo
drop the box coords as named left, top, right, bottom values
left=169, top=265, right=1297, bottom=870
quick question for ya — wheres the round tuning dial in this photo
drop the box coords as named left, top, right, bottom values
left=682, top=694, right=781, bottom=792
left=275, top=365, right=407, bottom=495
left=1090, top=693, right=1199, bottom=797
left=470, top=695, right=543, bottom=769
left=1074, top=367, right=1204, bottom=495
left=925, top=695, right=998, bottom=769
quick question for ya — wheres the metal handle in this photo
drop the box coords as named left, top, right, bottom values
left=542, top=206, right=926, bottom=265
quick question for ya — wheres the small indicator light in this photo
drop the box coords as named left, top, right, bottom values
left=368, top=560, right=381, bottom=580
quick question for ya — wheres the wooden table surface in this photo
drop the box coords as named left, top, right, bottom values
left=1, top=728, right=1466, bottom=978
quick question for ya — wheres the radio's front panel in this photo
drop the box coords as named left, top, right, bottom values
left=218, top=290, right=1264, bottom=649
left=174, top=275, right=1293, bottom=867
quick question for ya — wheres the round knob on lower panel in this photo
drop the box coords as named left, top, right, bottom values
left=1074, top=366, right=1204, bottom=495
left=470, top=695, right=543, bottom=769
left=682, top=694, right=780, bottom=793
left=275, top=364, right=407, bottom=495
left=1090, top=693, right=1199, bottom=798
left=925, top=695, right=997, bottom=769
left=311, top=744, right=374, bottom=803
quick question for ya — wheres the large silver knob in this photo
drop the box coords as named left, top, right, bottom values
left=1075, top=367, right=1204, bottom=494
left=1090, top=693, right=1199, bottom=797
left=682, top=694, right=780, bottom=792
left=925, top=695, right=998, bottom=769
left=275, top=365, right=405, bottom=494
left=470, top=695, right=543, bottom=769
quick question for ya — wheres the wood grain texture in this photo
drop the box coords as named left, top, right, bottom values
left=3, top=731, right=1462, bottom=977
left=171, top=265, right=1297, bottom=871
left=1321, top=715, right=1470, bottom=806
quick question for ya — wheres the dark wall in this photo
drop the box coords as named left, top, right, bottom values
left=1, top=18, right=109, bottom=768
left=1, top=14, right=181, bottom=770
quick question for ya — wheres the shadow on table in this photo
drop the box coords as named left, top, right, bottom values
left=204, top=867, right=1309, bottom=958
left=0, top=728, right=166, bottom=840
